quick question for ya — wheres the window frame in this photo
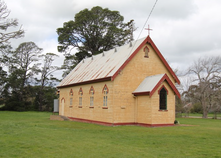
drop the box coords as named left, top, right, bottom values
left=143, top=46, right=149, bottom=58
left=89, top=86, right=95, bottom=107
left=102, top=85, right=108, bottom=107
left=70, top=98, right=73, bottom=106
left=78, top=87, right=83, bottom=107
left=158, top=86, right=168, bottom=110
left=69, top=89, right=73, bottom=107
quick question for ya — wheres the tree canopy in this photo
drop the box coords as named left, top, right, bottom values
left=0, top=1, right=59, bottom=112
left=2, top=42, right=59, bottom=111
left=182, top=56, right=221, bottom=118
left=57, top=6, right=136, bottom=76
left=0, top=0, right=24, bottom=99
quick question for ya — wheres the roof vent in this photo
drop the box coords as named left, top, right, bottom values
left=114, top=48, right=117, bottom=52
left=129, top=42, right=132, bottom=47
left=91, top=56, right=93, bottom=60
left=82, top=59, right=84, bottom=63
left=102, top=52, right=105, bottom=56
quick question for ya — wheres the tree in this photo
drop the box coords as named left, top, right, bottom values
left=207, top=80, right=221, bottom=119
left=0, top=0, right=24, bottom=64
left=0, top=66, right=6, bottom=95
left=0, top=0, right=24, bottom=98
left=185, top=56, right=221, bottom=118
left=0, top=0, right=24, bottom=46
left=3, top=42, right=42, bottom=110
left=9, top=42, right=42, bottom=89
left=57, top=6, right=136, bottom=76
left=35, top=53, right=59, bottom=111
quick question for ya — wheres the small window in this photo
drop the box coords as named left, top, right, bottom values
left=103, top=95, right=108, bottom=106
left=103, top=85, right=108, bottom=106
left=69, top=89, right=73, bottom=107
left=90, top=96, right=94, bottom=106
left=143, top=46, right=149, bottom=58
left=89, top=86, right=95, bottom=106
left=79, top=97, right=82, bottom=106
left=70, top=98, right=73, bottom=106
left=159, top=87, right=167, bottom=110
left=79, top=88, right=83, bottom=106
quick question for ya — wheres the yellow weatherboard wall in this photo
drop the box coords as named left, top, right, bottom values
left=59, top=81, right=113, bottom=123
left=112, top=43, right=175, bottom=124
left=58, top=36, right=180, bottom=126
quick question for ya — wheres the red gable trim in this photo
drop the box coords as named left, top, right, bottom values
left=158, top=85, right=169, bottom=95
left=147, top=37, right=180, bottom=84
left=112, top=36, right=180, bottom=84
left=133, top=74, right=180, bottom=98
left=150, top=74, right=180, bottom=98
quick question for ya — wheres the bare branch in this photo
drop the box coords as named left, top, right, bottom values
left=185, top=56, right=221, bottom=118
left=0, top=0, right=24, bottom=45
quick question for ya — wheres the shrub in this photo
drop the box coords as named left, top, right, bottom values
left=174, top=120, right=179, bottom=124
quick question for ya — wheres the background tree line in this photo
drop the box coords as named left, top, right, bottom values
left=0, top=0, right=220, bottom=117
left=0, top=1, right=59, bottom=111
left=176, top=56, right=221, bottom=118
left=0, top=3, right=136, bottom=111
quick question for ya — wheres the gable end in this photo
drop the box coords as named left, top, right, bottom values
left=112, top=36, right=180, bottom=84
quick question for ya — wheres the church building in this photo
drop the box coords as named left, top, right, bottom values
left=57, top=35, right=180, bottom=127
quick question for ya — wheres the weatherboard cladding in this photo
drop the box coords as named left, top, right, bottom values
left=58, top=37, right=146, bottom=87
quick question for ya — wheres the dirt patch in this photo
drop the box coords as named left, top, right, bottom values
left=50, top=115, right=65, bottom=121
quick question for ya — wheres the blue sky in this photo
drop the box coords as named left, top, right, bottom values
left=6, top=0, right=221, bottom=81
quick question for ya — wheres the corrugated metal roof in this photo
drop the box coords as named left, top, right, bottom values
left=58, top=37, right=146, bottom=87
left=133, top=74, right=165, bottom=93
left=133, top=73, right=181, bottom=98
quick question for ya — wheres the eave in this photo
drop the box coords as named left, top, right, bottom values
left=57, top=76, right=112, bottom=88
left=132, top=74, right=180, bottom=98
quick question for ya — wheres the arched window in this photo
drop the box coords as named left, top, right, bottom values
left=78, top=87, right=83, bottom=106
left=89, top=86, right=95, bottom=106
left=143, top=46, right=149, bottom=58
left=159, top=87, right=167, bottom=110
left=69, top=89, right=73, bottom=106
left=102, top=85, right=108, bottom=107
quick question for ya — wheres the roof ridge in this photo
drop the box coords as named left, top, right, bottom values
left=57, top=36, right=180, bottom=88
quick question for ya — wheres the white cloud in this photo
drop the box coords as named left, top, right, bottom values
left=5, top=0, right=221, bottom=80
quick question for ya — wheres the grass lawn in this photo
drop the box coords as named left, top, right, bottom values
left=0, top=111, right=221, bottom=158
left=181, top=113, right=221, bottom=118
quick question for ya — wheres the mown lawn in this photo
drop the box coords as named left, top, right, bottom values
left=181, top=112, right=221, bottom=119
left=0, top=111, right=221, bottom=158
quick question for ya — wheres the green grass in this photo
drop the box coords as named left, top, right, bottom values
left=0, top=111, right=221, bottom=158
left=182, top=113, right=221, bottom=118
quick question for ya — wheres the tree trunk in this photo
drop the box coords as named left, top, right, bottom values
left=214, top=111, right=217, bottom=119
left=202, top=108, right=208, bottom=118
left=38, top=91, right=43, bottom=111
left=38, top=86, right=44, bottom=111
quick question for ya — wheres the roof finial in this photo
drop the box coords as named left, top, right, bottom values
left=145, top=24, right=153, bottom=36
